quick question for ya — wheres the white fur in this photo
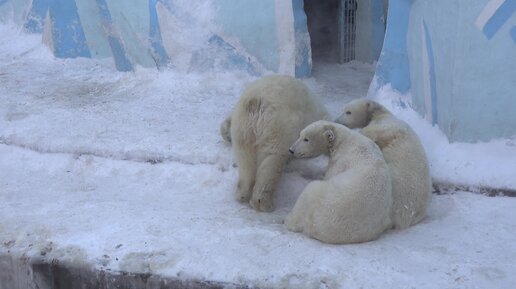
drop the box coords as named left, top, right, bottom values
left=224, top=75, right=328, bottom=212
left=285, top=121, right=392, bottom=244
left=336, top=99, right=432, bottom=230
left=220, top=113, right=232, bottom=145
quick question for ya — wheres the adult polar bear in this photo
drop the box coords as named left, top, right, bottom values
left=223, top=75, right=328, bottom=212
left=286, top=120, right=392, bottom=244
left=336, top=99, right=432, bottom=230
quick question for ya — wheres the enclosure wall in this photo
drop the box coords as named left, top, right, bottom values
left=376, top=0, right=516, bottom=142
left=0, top=0, right=311, bottom=77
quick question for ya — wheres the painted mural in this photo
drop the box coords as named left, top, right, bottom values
left=376, top=0, right=515, bottom=142
left=1, top=0, right=311, bottom=76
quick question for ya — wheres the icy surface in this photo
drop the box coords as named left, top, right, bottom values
left=1, top=23, right=516, bottom=288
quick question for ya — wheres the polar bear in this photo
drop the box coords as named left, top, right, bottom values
left=285, top=120, right=392, bottom=244
left=335, top=99, right=432, bottom=230
left=224, top=75, right=328, bottom=212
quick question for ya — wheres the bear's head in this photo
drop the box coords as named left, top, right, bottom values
left=289, top=120, right=335, bottom=158
left=335, top=99, right=381, bottom=129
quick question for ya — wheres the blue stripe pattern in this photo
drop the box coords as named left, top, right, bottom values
left=292, top=0, right=311, bottom=78
left=208, top=35, right=258, bottom=75
left=95, top=0, right=133, bottom=71
left=375, top=0, right=411, bottom=93
left=24, top=0, right=52, bottom=33
left=511, top=26, right=516, bottom=42
left=50, top=0, right=91, bottom=58
left=423, top=20, right=438, bottom=125
left=95, top=0, right=113, bottom=22
left=371, top=0, right=385, bottom=62
left=483, top=0, right=516, bottom=39
left=149, top=0, right=170, bottom=68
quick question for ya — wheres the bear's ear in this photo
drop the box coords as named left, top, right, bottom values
left=366, top=101, right=372, bottom=111
left=366, top=100, right=381, bottom=114
left=323, top=129, right=335, bottom=143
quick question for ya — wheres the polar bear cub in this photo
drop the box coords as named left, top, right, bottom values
left=336, top=99, right=432, bottom=230
left=285, top=120, right=392, bottom=244
left=224, top=75, right=328, bottom=212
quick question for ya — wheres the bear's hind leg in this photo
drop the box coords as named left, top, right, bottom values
left=250, top=153, right=289, bottom=212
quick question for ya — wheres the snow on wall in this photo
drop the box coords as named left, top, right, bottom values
left=375, top=0, right=516, bottom=142
left=0, top=0, right=311, bottom=76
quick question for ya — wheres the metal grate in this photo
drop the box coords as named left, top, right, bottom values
left=339, top=0, right=358, bottom=63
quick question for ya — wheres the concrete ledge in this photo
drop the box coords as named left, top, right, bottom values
left=433, top=181, right=516, bottom=197
left=0, top=255, right=249, bottom=289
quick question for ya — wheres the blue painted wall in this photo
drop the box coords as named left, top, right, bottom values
left=0, top=0, right=29, bottom=24
left=214, top=0, right=279, bottom=72
left=355, top=0, right=386, bottom=63
left=375, top=0, right=411, bottom=94
left=376, top=0, right=516, bottom=142
left=293, top=0, right=311, bottom=77
left=0, top=0, right=311, bottom=76
left=0, top=0, right=379, bottom=78
left=9, top=0, right=160, bottom=69
left=24, top=0, right=50, bottom=33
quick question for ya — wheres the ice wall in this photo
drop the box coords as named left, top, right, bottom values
left=375, top=0, right=516, bottom=142
left=0, top=0, right=311, bottom=76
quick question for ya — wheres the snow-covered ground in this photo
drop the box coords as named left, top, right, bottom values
left=1, top=23, right=516, bottom=289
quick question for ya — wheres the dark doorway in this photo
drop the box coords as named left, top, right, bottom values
left=304, top=0, right=358, bottom=64
left=304, top=0, right=340, bottom=62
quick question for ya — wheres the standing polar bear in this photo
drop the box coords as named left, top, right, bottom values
left=222, top=75, right=328, bottom=212
left=285, top=120, right=392, bottom=244
left=336, top=99, right=432, bottom=230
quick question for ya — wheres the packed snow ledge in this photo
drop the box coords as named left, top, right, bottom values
left=1, top=24, right=516, bottom=288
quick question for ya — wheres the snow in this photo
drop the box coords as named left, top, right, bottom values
left=1, top=23, right=516, bottom=288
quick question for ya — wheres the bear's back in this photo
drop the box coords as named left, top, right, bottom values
left=370, top=113, right=432, bottom=229
left=233, top=75, right=328, bottom=149
left=241, top=75, right=326, bottom=116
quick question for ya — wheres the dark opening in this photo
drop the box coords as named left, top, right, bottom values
left=304, top=0, right=358, bottom=63
left=304, top=0, right=340, bottom=63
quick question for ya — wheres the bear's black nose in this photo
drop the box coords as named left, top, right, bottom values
left=289, top=148, right=294, bottom=154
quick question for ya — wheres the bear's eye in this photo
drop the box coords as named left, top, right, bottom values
left=303, top=138, right=309, bottom=142
left=346, top=111, right=351, bottom=115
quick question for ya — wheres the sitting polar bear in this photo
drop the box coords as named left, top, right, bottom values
left=223, top=75, right=328, bottom=212
left=335, top=99, right=432, bottom=230
left=285, top=120, right=392, bottom=244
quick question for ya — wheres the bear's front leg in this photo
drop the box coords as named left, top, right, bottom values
left=250, top=154, right=288, bottom=212
left=233, top=145, right=256, bottom=202
left=285, top=180, right=322, bottom=233
left=220, top=115, right=232, bottom=145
